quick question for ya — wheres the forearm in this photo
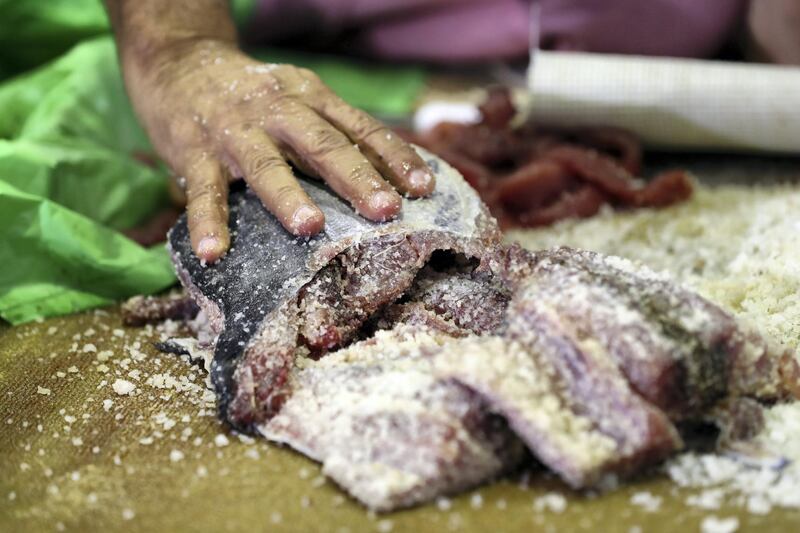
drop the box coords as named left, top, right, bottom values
left=105, top=0, right=238, bottom=67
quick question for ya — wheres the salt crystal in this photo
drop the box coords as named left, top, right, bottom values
left=534, top=492, right=567, bottom=513
left=36, top=386, right=51, bottom=396
left=245, top=448, right=260, bottom=460
left=436, top=497, right=452, bottom=511
left=122, top=508, right=135, bottom=521
left=169, top=450, right=185, bottom=462
left=112, top=379, right=135, bottom=395
left=700, top=516, right=738, bottom=533
left=470, top=493, right=483, bottom=509
left=630, top=491, right=662, bottom=512
left=214, top=434, right=230, bottom=447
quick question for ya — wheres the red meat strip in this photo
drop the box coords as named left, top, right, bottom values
left=408, top=87, right=693, bottom=228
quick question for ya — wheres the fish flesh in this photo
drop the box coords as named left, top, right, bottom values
left=160, top=149, right=799, bottom=510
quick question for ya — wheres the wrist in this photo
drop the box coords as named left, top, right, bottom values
left=107, top=0, right=239, bottom=75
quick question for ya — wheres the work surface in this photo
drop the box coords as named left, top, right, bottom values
left=1, top=311, right=798, bottom=533
left=4, top=153, right=800, bottom=532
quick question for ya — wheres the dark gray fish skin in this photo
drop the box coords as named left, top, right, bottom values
left=167, top=150, right=499, bottom=431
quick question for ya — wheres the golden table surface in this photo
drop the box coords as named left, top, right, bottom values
left=1, top=308, right=798, bottom=532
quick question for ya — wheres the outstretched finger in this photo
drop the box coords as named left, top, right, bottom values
left=183, top=152, right=230, bottom=263
left=314, top=92, right=435, bottom=197
left=224, top=127, right=324, bottom=236
left=271, top=100, right=402, bottom=221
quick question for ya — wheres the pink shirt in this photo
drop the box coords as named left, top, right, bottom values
left=249, top=0, right=747, bottom=62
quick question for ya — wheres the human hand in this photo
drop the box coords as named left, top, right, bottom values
left=121, top=39, right=435, bottom=262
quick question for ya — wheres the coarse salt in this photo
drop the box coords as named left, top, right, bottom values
left=112, top=379, right=136, bottom=396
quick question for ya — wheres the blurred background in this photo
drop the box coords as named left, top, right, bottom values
left=1, top=0, right=799, bottom=325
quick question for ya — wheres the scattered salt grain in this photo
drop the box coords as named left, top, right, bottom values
left=214, top=434, right=230, bottom=447
left=112, top=379, right=135, bottom=395
left=747, top=495, right=772, bottom=515
left=534, top=492, right=567, bottom=513
left=122, top=509, right=135, bottom=521
left=36, top=386, right=51, bottom=396
left=169, top=450, right=185, bottom=463
left=687, top=489, right=724, bottom=510
left=470, top=493, right=483, bottom=509
left=630, top=491, right=662, bottom=512
left=377, top=519, right=394, bottom=532
left=102, top=399, right=113, bottom=411
left=700, top=516, right=738, bottom=533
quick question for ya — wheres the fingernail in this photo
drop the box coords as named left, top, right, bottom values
left=291, top=205, right=324, bottom=235
left=197, top=237, right=221, bottom=261
left=369, top=191, right=401, bottom=219
left=408, top=169, right=434, bottom=195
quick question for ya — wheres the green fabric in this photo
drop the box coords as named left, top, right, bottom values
left=0, top=0, right=259, bottom=79
left=0, top=181, right=176, bottom=325
left=231, top=0, right=259, bottom=27
left=0, top=37, right=176, bottom=325
left=0, top=3, right=426, bottom=325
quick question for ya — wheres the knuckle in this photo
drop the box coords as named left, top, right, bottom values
left=273, top=184, right=301, bottom=206
left=307, top=127, right=349, bottom=158
left=350, top=113, right=384, bottom=139
left=346, top=161, right=381, bottom=189
left=186, top=179, right=221, bottom=204
left=246, top=151, right=285, bottom=179
left=271, top=94, right=301, bottom=113
left=297, top=67, right=321, bottom=82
